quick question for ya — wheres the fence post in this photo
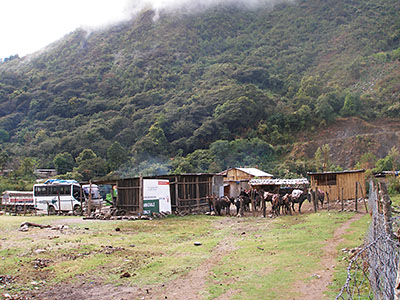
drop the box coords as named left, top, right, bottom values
left=395, top=271, right=400, bottom=300
left=80, top=185, right=83, bottom=216
left=251, top=189, right=256, bottom=217
left=357, top=181, right=368, bottom=214
left=355, top=182, right=358, bottom=212
left=326, top=191, right=330, bottom=211
left=379, top=182, right=394, bottom=238
left=341, top=188, right=344, bottom=212
left=312, top=189, right=317, bottom=212
left=139, top=177, right=143, bottom=215
left=262, top=194, right=266, bottom=218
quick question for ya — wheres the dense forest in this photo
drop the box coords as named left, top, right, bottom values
left=1, top=0, right=400, bottom=187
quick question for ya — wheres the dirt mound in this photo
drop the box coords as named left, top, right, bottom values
left=291, top=117, right=400, bottom=168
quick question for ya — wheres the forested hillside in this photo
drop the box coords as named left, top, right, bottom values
left=0, top=0, right=400, bottom=182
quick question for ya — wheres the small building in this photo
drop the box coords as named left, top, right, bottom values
left=221, top=167, right=273, bottom=198
left=307, top=169, right=366, bottom=201
left=91, top=173, right=224, bottom=214
left=34, top=169, right=57, bottom=179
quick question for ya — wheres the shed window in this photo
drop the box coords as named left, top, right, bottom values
left=315, top=174, right=337, bottom=186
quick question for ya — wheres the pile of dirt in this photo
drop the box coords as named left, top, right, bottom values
left=291, top=117, right=400, bottom=168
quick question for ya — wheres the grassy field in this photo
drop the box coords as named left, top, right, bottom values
left=0, top=211, right=370, bottom=299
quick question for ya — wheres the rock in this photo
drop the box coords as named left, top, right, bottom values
left=34, top=249, right=46, bottom=254
left=19, top=225, right=29, bottom=232
left=115, top=227, right=121, bottom=232
left=120, top=272, right=131, bottom=278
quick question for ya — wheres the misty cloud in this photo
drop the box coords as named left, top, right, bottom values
left=125, top=0, right=295, bottom=21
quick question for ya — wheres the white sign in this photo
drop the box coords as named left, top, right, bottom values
left=143, top=179, right=171, bottom=213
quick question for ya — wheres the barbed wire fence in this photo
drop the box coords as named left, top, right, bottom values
left=336, top=180, right=400, bottom=300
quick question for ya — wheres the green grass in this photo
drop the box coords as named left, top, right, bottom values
left=207, top=212, right=356, bottom=300
left=0, top=212, right=369, bottom=298
left=327, top=213, right=371, bottom=299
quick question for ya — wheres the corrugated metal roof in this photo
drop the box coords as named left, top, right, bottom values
left=235, top=168, right=274, bottom=177
left=307, top=169, right=365, bottom=176
left=249, top=178, right=309, bottom=186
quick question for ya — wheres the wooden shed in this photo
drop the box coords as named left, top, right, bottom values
left=221, top=168, right=273, bottom=198
left=307, top=170, right=366, bottom=201
left=103, top=173, right=224, bottom=214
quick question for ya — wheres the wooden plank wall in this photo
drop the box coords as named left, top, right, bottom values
left=310, top=172, right=365, bottom=201
left=117, top=178, right=141, bottom=213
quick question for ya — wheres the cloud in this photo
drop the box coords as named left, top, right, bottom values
left=125, top=0, right=294, bottom=21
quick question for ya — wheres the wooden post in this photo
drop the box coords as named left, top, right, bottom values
left=139, top=177, right=143, bottom=215
left=341, top=188, right=344, bottom=212
left=196, top=177, right=200, bottom=212
left=355, top=182, right=358, bottom=212
left=239, top=197, right=244, bottom=217
left=311, top=190, right=317, bottom=213
left=183, top=177, right=187, bottom=212
left=116, top=183, right=119, bottom=211
left=357, top=181, right=368, bottom=213
left=326, top=191, right=330, bottom=211
left=57, top=190, right=61, bottom=215
left=87, top=181, right=92, bottom=216
left=395, top=267, right=400, bottom=300
left=251, top=189, right=256, bottom=217
left=379, top=182, right=394, bottom=238
left=79, top=185, right=83, bottom=216
left=175, top=176, right=179, bottom=213
left=262, top=193, right=266, bottom=218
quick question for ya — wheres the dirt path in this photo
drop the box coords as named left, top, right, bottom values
left=292, top=213, right=365, bottom=300
left=141, top=218, right=240, bottom=300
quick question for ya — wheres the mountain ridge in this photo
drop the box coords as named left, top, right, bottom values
left=0, top=0, right=400, bottom=179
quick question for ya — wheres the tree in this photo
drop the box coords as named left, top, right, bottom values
left=53, top=152, right=75, bottom=175
left=0, top=129, right=9, bottom=143
left=340, top=93, right=361, bottom=117
left=15, top=157, right=36, bottom=180
left=74, top=149, right=107, bottom=181
left=107, top=141, right=127, bottom=171
left=314, top=144, right=331, bottom=172
left=0, top=150, right=9, bottom=173
left=76, top=149, right=97, bottom=164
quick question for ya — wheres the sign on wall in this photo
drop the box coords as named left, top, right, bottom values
left=143, top=179, right=171, bottom=214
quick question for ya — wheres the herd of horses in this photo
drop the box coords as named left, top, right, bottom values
left=207, top=188, right=325, bottom=217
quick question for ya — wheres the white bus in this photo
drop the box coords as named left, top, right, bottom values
left=82, top=184, right=104, bottom=211
left=34, top=179, right=82, bottom=214
left=1, top=191, right=34, bottom=212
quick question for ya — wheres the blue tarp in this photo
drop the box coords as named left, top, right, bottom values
left=44, top=179, right=79, bottom=184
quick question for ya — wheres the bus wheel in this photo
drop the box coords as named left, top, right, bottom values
left=48, top=205, right=56, bottom=215
left=73, top=205, right=81, bottom=215
left=16, top=205, right=23, bottom=212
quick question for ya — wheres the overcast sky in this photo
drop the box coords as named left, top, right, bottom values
left=0, top=0, right=286, bottom=60
left=0, top=0, right=133, bottom=59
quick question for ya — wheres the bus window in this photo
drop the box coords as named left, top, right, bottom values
left=73, top=186, right=80, bottom=200
left=49, top=186, right=58, bottom=196
left=65, top=185, right=71, bottom=195
left=35, top=186, right=48, bottom=196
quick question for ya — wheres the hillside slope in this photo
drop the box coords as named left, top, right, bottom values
left=0, top=0, right=400, bottom=177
